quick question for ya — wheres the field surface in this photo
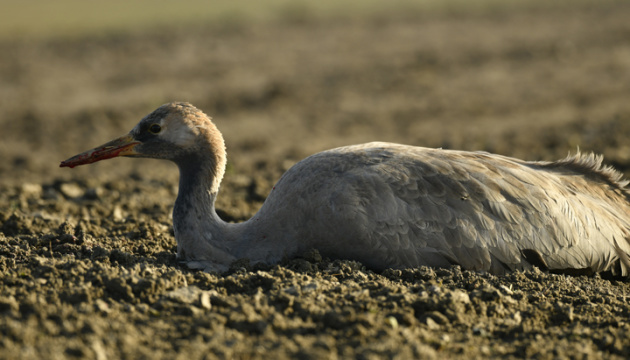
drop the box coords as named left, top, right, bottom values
left=1, top=1, right=630, bottom=358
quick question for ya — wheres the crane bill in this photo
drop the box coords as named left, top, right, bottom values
left=60, top=134, right=140, bottom=168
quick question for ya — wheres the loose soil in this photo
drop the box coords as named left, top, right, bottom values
left=2, top=3, right=630, bottom=359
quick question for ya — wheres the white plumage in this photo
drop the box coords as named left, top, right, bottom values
left=61, top=102, right=630, bottom=276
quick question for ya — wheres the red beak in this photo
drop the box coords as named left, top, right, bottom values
left=60, top=134, right=141, bottom=168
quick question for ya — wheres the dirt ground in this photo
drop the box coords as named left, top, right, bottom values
left=2, top=2, right=630, bottom=359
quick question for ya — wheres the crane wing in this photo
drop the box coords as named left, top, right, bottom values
left=318, top=144, right=630, bottom=275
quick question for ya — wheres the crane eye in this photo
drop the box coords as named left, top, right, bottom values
left=148, top=124, right=162, bottom=134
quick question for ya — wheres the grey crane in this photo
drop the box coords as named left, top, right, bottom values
left=61, top=102, right=630, bottom=276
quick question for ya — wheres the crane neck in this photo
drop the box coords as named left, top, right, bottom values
left=173, top=152, right=224, bottom=228
left=169, top=143, right=247, bottom=272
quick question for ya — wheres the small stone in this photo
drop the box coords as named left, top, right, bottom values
left=95, top=299, right=110, bottom=313
left=428, top=285, right=442, bottom=295
left=112, top=206, right=123, bottom=221
left=449, top=289, right=470, bottom=304
left=199, top=292, right=212, bottom=310
left=424, top=317, right=440, bottom=330
left=425, top=311, right=450, bottom=325
left=512, top=311, right=522, bottom=325
left=59, top=183, right=85, bottom=198
left=91, top=339, right=107, bottom=360
left=166, top=286, right=202, bottom=304
left=387, top=316, right=399, bottom=329
left=499, top=285, right=514, bottom=296
left=136, top=303, right=150, bottom=314
left=166, top=286, right=213, bottom=310
left=21, top=183, right=42, bottom=197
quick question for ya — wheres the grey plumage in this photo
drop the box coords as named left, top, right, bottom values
left=61, top=102, right=630, bottom=276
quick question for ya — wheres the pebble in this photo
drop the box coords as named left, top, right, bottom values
left=166, top=286, right=202, bottom=304
left=59, top=183, right=85, bottom=198
left=94, top=299, right=110, bottom=314
left=449, top=289, right=471, bottom=304
left=199, top=292, right=212, bottom=310
left=166, top=286, right=213, bottom=311
left=21, top=183, right=42, bottom=197
left=387, top=316, right=399, bottom=329
left=499, top=284, right=514, bottom=295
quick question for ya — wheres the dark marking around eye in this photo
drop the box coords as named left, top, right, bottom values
left=148, top=124, right=162, bottom=134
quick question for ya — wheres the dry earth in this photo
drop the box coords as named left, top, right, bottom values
left=2, top=3, right=630, bottom=359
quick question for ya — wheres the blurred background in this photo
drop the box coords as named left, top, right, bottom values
left=1, top=0, right=630, bottom=187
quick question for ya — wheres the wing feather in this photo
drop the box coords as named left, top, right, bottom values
left=277, top=143, right=630, bottom=275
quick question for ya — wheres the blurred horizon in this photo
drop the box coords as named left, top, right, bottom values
left=1, top=0, right=622, bottom=40
left=1, top=0, right=629, bottom=184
